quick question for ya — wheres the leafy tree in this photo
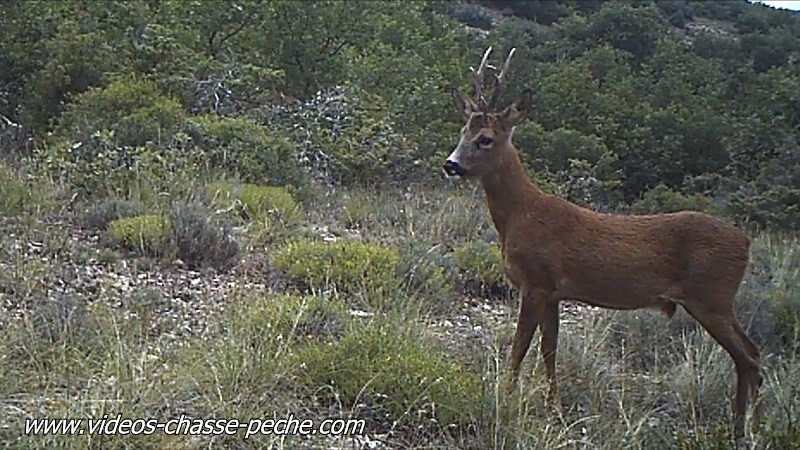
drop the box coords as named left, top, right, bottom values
left=585, top=3, right=666, bottom=62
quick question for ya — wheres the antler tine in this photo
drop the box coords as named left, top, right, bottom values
left=487, top=47, right=517, bottom=112
left=473, top=47, right=493, bottom=110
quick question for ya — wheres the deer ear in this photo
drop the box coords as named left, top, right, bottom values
left=451, top=87, right=478, bottom=120
left=501, top=89, right=532, bottom=128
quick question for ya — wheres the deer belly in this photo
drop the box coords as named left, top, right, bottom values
left=555, top=275, right=671, bottom=310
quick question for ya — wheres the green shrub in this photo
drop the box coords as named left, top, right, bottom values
left=33, top=130, right=207, bottom=200
left=629, top=183, right=724, bottom=216
left=325, top=111, right=417, bottom=187
left=169, top=201, right=239, bottom=270
left=292, top=319, right=484, bottom=431
left=239, top=184, right=303, bottom=224
left=452, top=240, right=508, bottom=297
left=240, top=184, right=304, bottom=232
left=0, top=165, right=42, bottom=216
left=52, top=75, right=186, bottom=146
left=272, top=240, right=401, bottom=295
left=108, top=214, right=171, bottom=256
left=183, top=115, right=309, bottom=190
left=257, top=85, right=419, bottom=187
left=235, top=294, right=350, bottom=346
left=188, top=294, right=352, bottom=401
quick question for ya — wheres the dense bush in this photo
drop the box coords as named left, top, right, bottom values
left=108, top=214, right=171, bottom=256
left=629, top=183, right=725, bottom=216
left=272, top=240, right=402, bottom=295
left=182, top=115, right=308, bottom=190
left=20, top=21, right=125, bottom=135
left=451, top=240, right=508, bottom=297
left=30, top=77, right=207, bottom=199
left=51, top=76, right=186, bottom=147
left=33, top=131, right=207, bottom=199
left=169, top=201, right=239, bottom=270
left=256, top=86, right=419, bottom=187
left=293, top=319, right=484, bottom=432
left=728, top=137, right=800, bottom=231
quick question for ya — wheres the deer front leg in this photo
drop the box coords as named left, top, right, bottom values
left=509, top=288, right=547, bottom=390
left=540, top=302, right=560, bottom=407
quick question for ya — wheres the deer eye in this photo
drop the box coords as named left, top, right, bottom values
left=476, top=135, right=493, bottom=148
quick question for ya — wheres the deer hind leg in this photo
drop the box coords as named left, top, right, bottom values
left=540, top=302, right=560, bottom=407
left=682, top=303, right=761, bottom=438
left=732, top=319, right=764, bottom=425
left=509, top=288, right=547, bottom=390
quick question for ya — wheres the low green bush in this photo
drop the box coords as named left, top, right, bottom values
left=292, top=319, right=484, bottom=432
left=188, top=294, right=352, bottom=401
left=108, top=214, right=171, bottom=256
left=208, top=181, right=304, bottom=245
left=272, top=240, right=401, bottom=295
left=34, top=130, right=207, bottom=200
left=0, top=165, right=41, bottom=216
left=169, top=201, right=239, bottom=270
left=235, top=294, right=350, bottom=346
left=451, top=240, right=508, bottom=297
left=239, top=184, right=303, bottom=224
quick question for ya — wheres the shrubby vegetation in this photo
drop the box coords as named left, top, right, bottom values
left=452, top=240, right=508, bottom=297
left=108, top=214, right=171, bottom=256
left=1, top=1, right=800, bottom=448
left=272, top=240, right=402, bottom=298
left=3, top=0, right=798, bottom=228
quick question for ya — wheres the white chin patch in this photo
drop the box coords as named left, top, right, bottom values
left=445, top=174, right=462, bottom=180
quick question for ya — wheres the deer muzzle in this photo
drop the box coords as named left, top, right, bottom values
left=443, top=160, right=466, bottom=178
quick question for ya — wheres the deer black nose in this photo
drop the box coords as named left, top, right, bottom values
left=443, top=160, right=465, bottom=176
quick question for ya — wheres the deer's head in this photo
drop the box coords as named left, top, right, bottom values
left=443, top=47, right=531, bottom=180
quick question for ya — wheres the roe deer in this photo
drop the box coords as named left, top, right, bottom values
left=442, top=47, right=762, bottom=438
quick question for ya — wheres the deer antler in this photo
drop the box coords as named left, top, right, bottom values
left=487, top=47, right=517, bottom=112
left=472, top=47, right=493, bottom=110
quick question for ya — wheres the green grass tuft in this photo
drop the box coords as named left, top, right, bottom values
left=108, top=214, right=171, bottom=255
left=272, top=240, right=402, bottom=297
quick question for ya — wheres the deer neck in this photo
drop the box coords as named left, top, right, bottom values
left=479, top=149, right=544, bottom=240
